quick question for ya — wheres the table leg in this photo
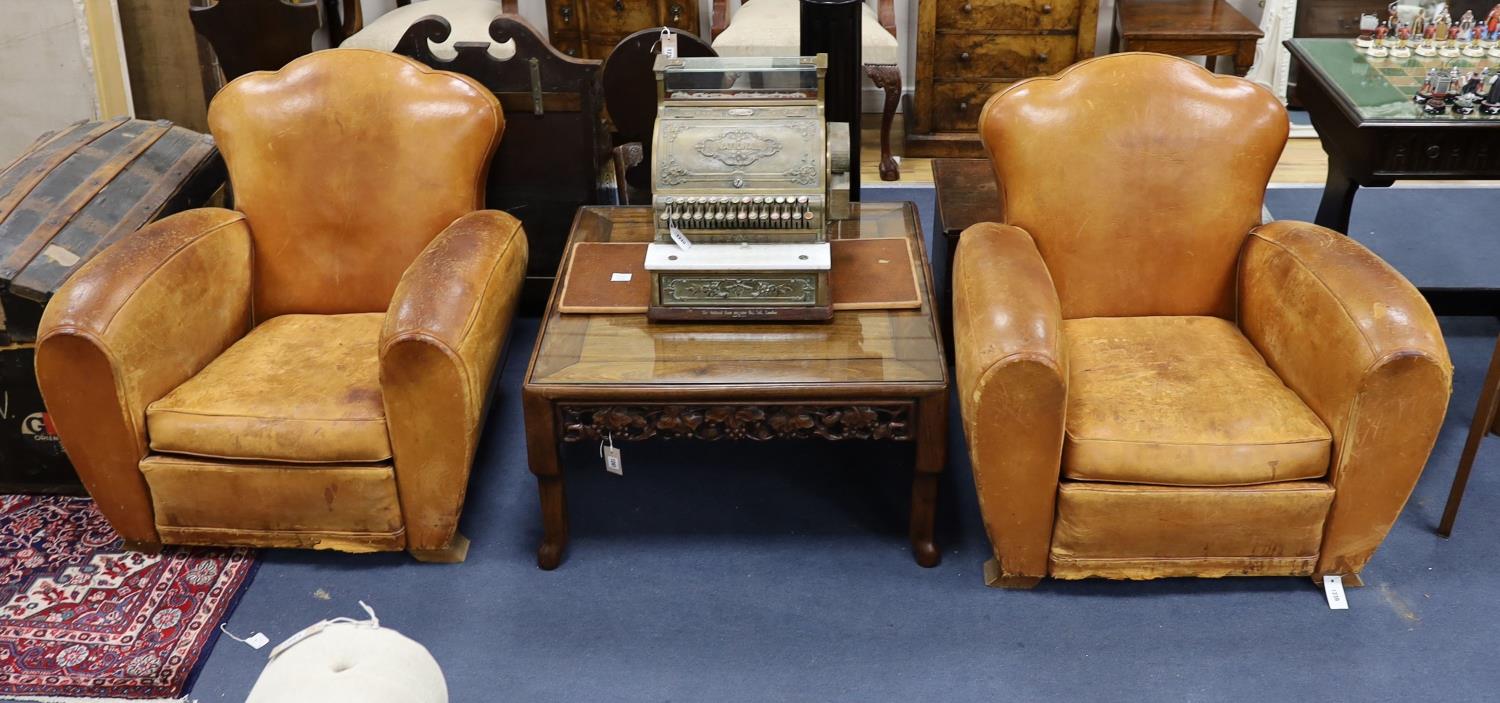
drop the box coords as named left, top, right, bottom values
left=536, top=475, right=569, bottom=570
left=910, top=393, right=948, bottom=567
left=865, top=63, right=902, bottom=181
left=909, top=472, right=939, bottom=567
left=524, top=390, right=569, bottom=570
left=1440, top=334, right=1500, bottom=536
left=1232, top=41, right=1256, bottom=77
left=1314, top=162, right=1359, bottom=233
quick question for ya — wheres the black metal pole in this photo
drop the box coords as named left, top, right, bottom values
left=799, top=0, right=861, bottom=199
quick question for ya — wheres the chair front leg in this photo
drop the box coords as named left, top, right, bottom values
left=864, top=63, right=902, bottom=181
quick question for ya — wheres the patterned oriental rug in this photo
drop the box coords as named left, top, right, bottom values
left=0, top=496, right=255, bottom=701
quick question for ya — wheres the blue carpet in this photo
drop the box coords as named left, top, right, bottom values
left=1264, top=187, right=1500, bottom=290
left=190, top=188, right=1500, bottom=701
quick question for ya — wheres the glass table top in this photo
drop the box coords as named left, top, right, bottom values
left=528, top=203, right=946, bottom=388
left=1288, top=38, right=1500, bottom=122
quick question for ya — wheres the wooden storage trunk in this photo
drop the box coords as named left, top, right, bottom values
left=0, top=117, right=225, bottom=493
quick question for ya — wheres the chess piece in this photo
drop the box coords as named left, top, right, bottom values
left=1416, top=67, right=1439, bottom=103
left=1357, top=13, right=1380, bottom=48
left=1392, top=22, right=1414, bottom=57
left=1440, top=23, right=1462, bottom=57
left=1481, top=72, right=1500, bottom=114
left=1369, top=22, right=1391, bottom=57
left=1424, top=97, right=1448, bottom=114
left=1453, top=92, right=1479, bottom=114
left=1462, top=12, right=1488, bottom=56
left=1445, top=67, right=1463, bottom=102
left=1418, top=21, right=1440, bottom=56
left=1489, top=9, right=1500, bottom=56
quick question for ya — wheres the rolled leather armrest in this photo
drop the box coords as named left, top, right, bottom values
left=953, top=222, right=1068, bottom=579
left=36, top=208, right=254, bottom=544
left=1239, top=220, right=1452, bottom=576
left=380, top=210, right=528, bottom=551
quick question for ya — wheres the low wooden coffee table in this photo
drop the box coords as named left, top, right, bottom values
left=523, top=203, right=949, bottom=569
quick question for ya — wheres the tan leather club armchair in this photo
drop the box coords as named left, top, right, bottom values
left=35, top=49, right=526, bottom=562
left=955, top=53, right=1452, bottom=589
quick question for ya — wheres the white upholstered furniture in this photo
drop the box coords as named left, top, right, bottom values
left=711, top=0, right=903, bottom=180
left=246, top=615, right=447, bottom=703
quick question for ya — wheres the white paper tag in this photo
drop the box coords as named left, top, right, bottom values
left=661, top=28, right=678, bottom=58
left=604, top=445, right=623, bottom=475
left=669, top=223, right=692, bottom=250
left=611, top=272, right=633, bottom=282
left=1323, top=575, right=1349, bottom=610
left=220, top=624, right=270, bottom=649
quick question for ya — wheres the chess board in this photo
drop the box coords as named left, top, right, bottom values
left=1370, top=54, right=1495, bottom=94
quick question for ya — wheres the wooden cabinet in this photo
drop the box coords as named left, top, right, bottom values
left=544, top=0, right=699, bottom=60
left=908, top=0, right=1101, bottom=156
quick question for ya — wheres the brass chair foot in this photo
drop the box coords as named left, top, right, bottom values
left=122, top=539, right=163, bottom=554
left=984, top=558, right=1041, bottom=589
left=410, top=532, right=470, bottom=563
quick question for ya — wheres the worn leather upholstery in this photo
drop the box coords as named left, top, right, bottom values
left=955, top=53, right=1451, bottom=586
left=147, top=314, right=392, bottom=464
left=36, top=50, right=525, bottom=561
left=1063, top=316, right=1331, bottom=487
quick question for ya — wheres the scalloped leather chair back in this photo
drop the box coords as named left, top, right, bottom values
left=208, top=48, right=503, bottom=320
left=978, top=52, right=1289, bottom=320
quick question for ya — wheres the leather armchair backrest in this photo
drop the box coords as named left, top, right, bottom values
left=979, top=53, right=1287, bottom=319
left=209, top=49, right=503, bottom=320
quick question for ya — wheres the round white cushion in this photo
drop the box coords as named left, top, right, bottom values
left=245, top=623, right=447, bottom=703
left=341, top=0, right=515, bottom=60
left=712, top=0, right=900, bottom=65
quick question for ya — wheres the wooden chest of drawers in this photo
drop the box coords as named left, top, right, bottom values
left=908, top=0, right=1100, bottom=156
left=545, top=0, right=700, bottom=60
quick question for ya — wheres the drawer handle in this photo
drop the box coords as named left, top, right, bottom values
left=959, top=51, right=972, bottom=62
left=1041, top=3, right=1053, bottom=13
left=566, top=47, right=577, bottom=56
left=614, top=0, right=624, bottom=11
left=958, top=100, right=970, bottom=111
left=669, top=2, right=684, bottom=22
left=962, top=2, right=972, bottom=12
left=1425, top=145, right=1441, bottom=158
left=1037, top=51, right=1049, bottom=62
left=560, top=5, right=572, bottom=22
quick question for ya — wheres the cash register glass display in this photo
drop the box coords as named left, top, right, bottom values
left=660, top=57, right=822, bottom=101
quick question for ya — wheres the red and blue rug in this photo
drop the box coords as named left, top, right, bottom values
left=0, top=495, right=254, bottom=700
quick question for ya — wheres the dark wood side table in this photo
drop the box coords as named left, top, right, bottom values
left=932, top=159, right=1002, bottom=358
left=1286, top=38, right=1500, bottom=313
left=1114, top=0, right=1262, bottom=76
left=522, top=203, right=949, bottom=570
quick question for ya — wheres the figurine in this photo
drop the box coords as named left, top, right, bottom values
left=1462, top=68, right=1491, bottom=99
left=1392, top=22, right=1414, bottom=57
left=1490, top=6, right=1500, bottom=56
left=1482, top=71, right=1500, bottom=114
left=1453, top=90, right=1479, bottom=114
left=1416, top=67, right=1439, bottom=103
left=1418, top=20, right=1440, bottom=56
left=1357, top=13, right=1380, bottom=47
left=1462, top=11, right=1488, bottom=56
left=1369, top=22, right=1391, bottom=57
left=1424, top=97, right=1448, bottom=114
left=1440, top=23, right=1463, bottom=57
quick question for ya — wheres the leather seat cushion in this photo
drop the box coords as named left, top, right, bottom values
left=147, top=314, right=392, bottom=463
left=1061, top=316, right=1331, bottom=486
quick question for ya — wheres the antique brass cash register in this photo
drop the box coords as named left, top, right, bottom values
left=644, top=54, right=852, bottom=321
